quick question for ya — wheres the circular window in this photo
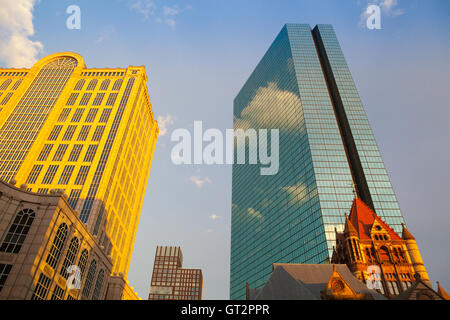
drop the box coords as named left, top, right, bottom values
left=332, top=280, right=345, bottom=292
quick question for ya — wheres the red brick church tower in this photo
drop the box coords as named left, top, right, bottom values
left=331, top=197, right=430, bottom=298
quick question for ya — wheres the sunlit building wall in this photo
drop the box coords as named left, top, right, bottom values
left=0, top=52, right=159, bottom=278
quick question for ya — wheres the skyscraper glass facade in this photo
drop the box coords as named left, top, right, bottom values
left=231, top=24, right=405, bottom=299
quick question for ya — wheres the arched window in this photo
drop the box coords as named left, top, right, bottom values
left=379, top=246, right=390, bottom=262
left=86, top=79, right=98, bottom=91
left=74, top=79, right=85, bottom=91
left=92, top=269, right=105, bottom=300
left=99, top=79, right=110, bottom=91
left=398, top=248, right=405, bottom=260
left=82, top=259, right=97, bottom=298
left=112, top=79, right=123, bottom=91
left=78, top=249, right=89, bottom=278
left=60, top=237, right=79, bottom=278
left=352, top=239, right=361, bottom=260
left=0, top=79, right=12, bottom=90
left=11, top=79, right=23, bottom=90
left=0, top=208, right=35, bottom=253
left=365, top=248, right=373, bottom=261
left=391, top=281, right=400, bottom=295
left=46, top=223, right=68, bottom=269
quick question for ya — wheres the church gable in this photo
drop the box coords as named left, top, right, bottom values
left=369, top=220, right=391, bottom=241
left=349, top=198, right=401, bottom=241
left=322, top=266, right=372, bottom=300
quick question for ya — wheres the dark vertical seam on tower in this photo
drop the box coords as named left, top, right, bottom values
left=311, top=26, right=374, bottom=210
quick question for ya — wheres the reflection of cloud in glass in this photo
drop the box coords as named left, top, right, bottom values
left=281, top=182, right=310, bottom=206
left=247, top=207, right=263, bottom=220
left=234, top=82, right=302, bottom=133
left=232, top=203, right=264, bottom=233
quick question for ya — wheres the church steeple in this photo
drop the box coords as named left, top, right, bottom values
left=401, top=223, right=415, bottom=240
left=401, top=224, right=430, bottom=286
left=344, top=213, right=357, bottom=236
left=437, top=281, right=450, bottom=300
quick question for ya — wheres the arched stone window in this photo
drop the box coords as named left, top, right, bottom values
left=46, top=223, right=68, bottom=269
left=92, top=269, right=105, bottom=300
left=82, top=259, right=97, bottom=298
left=78, top=249, right=89, bottom=278
left=379, top=246, right=390, bottom=262
left=0, top=208, right=35, bottom=253
left=60, top=237, right=80, bottom=278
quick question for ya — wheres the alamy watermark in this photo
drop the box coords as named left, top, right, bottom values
left=66, top=265, right=82, bottom=290
left=66, top=5, right=81, bottom=30
left=366, top=265, right=383, bottom=290
left=366, top=5, right=381, bottom=30
left=170, top=121, right=279, bottom=176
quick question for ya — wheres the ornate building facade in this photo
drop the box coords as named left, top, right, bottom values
left=331, top=197, right=430, bottom=298
left=0, top=52, right=158, bottom=299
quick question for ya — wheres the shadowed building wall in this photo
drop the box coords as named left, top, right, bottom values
left=0, top=180, right=112, bottom=300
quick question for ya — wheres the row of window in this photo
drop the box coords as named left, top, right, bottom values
left=28, top=163, right=91, bottom=186
left=149, top=294, right=200, bottom=300
left=0, top=71, right=27, bottom=77
left=81, top=71, right=124, bottom=77
left=58, top=107, right=112, bottom=124
left=38, top=143, right=99, bottom=163
left=0, top=79, right=23, bottom=93
left=48, top=124, right=106, bottom=142
left=0, top=57, right=77, bottom=183
left=29, top=222, right=105, bottom=300
left=73, top=78, right=123, bottom=93
left=0, top=209, right=103, bottom=299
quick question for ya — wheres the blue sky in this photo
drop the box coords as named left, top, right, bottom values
left=0, top=0, right=449, bottom=299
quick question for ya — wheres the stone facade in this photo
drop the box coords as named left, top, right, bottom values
left=332, top=198, right=429, bottom=298
left=0, top=179, right=112, bottom=300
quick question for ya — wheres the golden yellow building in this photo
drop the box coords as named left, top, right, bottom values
left=0, top=52, right=158, bottom=280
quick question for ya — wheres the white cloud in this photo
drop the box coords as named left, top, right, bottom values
left=0, top=0, right=43, bottom=68
left=380, top=0, right=403, bottom=14
left=157, top=114, right=174, bottom=136
left=190, top=176, right=211, bottom=188
left=129, top=0, right=156, bottom=19
left=161, top=5, right=179, bottom=27
left=95, top=26, right=116, bottom=45
left=209, top=214, right=220, bottom=220
left=129, top=1, right=191, bottom=28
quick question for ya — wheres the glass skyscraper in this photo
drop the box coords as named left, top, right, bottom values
left=231, top=24, right=405, bottom=299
